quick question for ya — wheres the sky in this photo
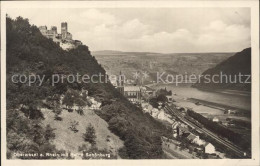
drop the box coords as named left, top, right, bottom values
left=7, top=8, right=250, bottom=53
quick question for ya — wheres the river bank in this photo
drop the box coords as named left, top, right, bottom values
left=188, top=98, right=250, bottom=117
left=149, top=84, right=251, bottom=123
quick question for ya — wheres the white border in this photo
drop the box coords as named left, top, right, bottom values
left=1, top=1, right=259, bottom=166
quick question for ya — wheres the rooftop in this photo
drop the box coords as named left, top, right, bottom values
left=186, top=133, right=197, bottom=141
left=204, top=142, right=214, bottom=147
left=124, top=86, right=141, bottom=92
left=144, top=86, right=155, bottom=91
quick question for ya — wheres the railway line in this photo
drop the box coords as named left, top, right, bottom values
left=164, top=104, right=247, bottom=158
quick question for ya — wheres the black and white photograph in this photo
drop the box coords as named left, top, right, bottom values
left=1, top=0, right=259, bottom=165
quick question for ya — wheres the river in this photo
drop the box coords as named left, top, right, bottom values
left=150, top=84, right=251, bottom=112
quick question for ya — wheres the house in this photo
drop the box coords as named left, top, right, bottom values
left=89, top=98, right=101, bottom=110
left=124, top=86, right=141, bottom=103
left=192, top=136, right=205, bottom=146
left=185, top=132, right=205, bottom=145
left=147, top=105, right=153, bottom=113
left=172, top=121, right=179, bottom=130
left=204, top=143, right=215, bottom=154
left=177, top=126, right=189, bottom=136
left=186, top=133, right=197, bottom=142
left=151, top=108, right=159, bottom=117
left=166, top=95, right=173, bottom=103
left=142, top=103, right=153, bottom=114
left=143, top=86, right=156, bottom=96
left=173, top=132, right=178, bottom=138
left=157, top=110, right=165, bottom=120
left=141, top=103, right=149, bottom=112
left=79, top=89, right=88, bottom=99
left=227, top=109, right=236, bottom=114
left=110, top=78, right=118, bottom=87
left=212, top=117, right=219, bottom=122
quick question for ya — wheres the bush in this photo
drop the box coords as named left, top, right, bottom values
left=54, top=115, right=62, bottom=121
left=76, top=109, right=84, bottom=116
left=20, top=107, right=44, bottom=120
left=69, top=120, right=79, bottom=133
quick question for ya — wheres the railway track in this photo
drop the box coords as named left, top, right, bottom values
left=164, top=104, right=246, bottom=158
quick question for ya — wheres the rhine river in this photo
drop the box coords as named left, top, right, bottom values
left=150, top=84, right=251, bottom=112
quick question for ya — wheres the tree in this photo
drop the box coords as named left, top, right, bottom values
left=83, top=123, right=96, bottom=145
left=44, top=124, right=56, bottom=141
left=62, top=91, right=74, bottom=109
left=29, top=122, right=45, bottom=147
left=75, top=98, right=86, bottom=108
left=62, top=89, right=80, bottom=109
left=157, top=94, right=167, bottom=103
left=149, top=97, right=159, bottom=108
left=75, top=98, right=86, bottom=115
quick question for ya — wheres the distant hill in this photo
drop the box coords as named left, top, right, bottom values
left=6, top=16, right=171, bottom=159
left=93, top=50, right=234, bottom=85
left=92, top=50, right=124, bottom=55
left=92, top=50, right=162, bottom=56
left=193, top=48, right=251, bottom=91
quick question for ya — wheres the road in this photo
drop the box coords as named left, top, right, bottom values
left=164, top=104, right=247, bottom=158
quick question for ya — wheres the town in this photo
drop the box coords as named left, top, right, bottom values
left=108, top=71, right=248, bottom=159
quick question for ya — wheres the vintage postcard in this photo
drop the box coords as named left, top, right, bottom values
left=1, top=0, right=259, bottom=166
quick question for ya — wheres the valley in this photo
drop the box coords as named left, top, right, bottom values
left=93, top=50, right=234, bottom=84
left=94, top=48, right=251, bottom=159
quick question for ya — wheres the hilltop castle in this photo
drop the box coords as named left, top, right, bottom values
left=39, top=22, right=82, bottom=50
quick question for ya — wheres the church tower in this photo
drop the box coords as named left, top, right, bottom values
left=117, top=71, right=124, bottom=94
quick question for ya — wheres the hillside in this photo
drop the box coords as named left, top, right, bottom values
left=193, top=48, right=251, bottom=91
left=6, top=16, right=171, bottom=159
left=41, top=107, right=124, bottom=159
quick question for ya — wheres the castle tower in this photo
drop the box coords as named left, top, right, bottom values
left=61, top=22, right=68, bottom=40
left=51, top=26, right=57, bottom=35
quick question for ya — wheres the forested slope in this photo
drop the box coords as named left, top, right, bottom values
left=6, top=16, right=171, bottom=159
